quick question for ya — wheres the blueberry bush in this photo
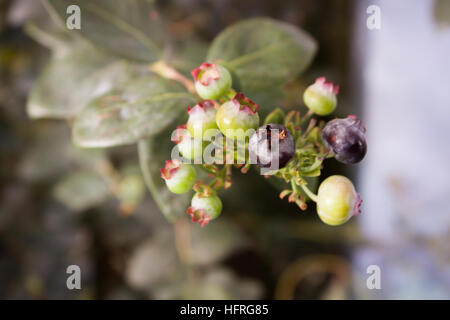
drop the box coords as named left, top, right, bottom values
left=27, top=0, right=366, bottom=228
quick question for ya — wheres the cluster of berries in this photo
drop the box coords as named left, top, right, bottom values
left=161, top=63, right=367, bottom=227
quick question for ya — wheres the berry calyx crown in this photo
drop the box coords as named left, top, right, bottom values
left=171, top=124, right=189, bottom=144
left=160, top=159, right=181, bottom=180
left=232, top=93, right=259, bottom=114
left=186, top=207, right=210, bottom=227
left=187, top=100, right=215, bottom=115
left=191, top=63, right=220, bottom=86
left=353, top=193, right=362, bottom=216
left=347, top=114, right=366, bottom=133
left=315, top=77, right=339, bottom=95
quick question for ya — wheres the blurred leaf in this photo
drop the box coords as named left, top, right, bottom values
left=73, top=73, right=194, bottom=147
left=156, top=268, right=263, bottom=300
left=201, top=268, right=263, bottom=300
left=19, top=124, right=73, bottom=180
left=190, top=220, right=246, bottom=266
left=53, top=169, right=110, bottom=211
left=169, top=39, right=208, bottom=76
left=18, top=123, right=107, bottom=181
left=138, top=137, right=191, bottom=222
left=246, top=86, right=288, bottom=117
left=27, top=45, right=137, bottom=119
left=24, top=21, right=72, bottom=54
left=71, top=146, right=108, bottom=168
left=45, top=0, right=166, bottom=62
left=207, top=18, right=317, bottom=91
left=117, top=164, right=146, bottom=214
left=126, top=231, right=177, bottom=290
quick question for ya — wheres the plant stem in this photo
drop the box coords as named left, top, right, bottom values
left=300, top=183, right=318, bottom=202
left=24, top=23, right=68, bottom=51
left=291, top=179, right=299, bottom=193
left=97, top=160, right=121, bottom=196
left=149, top=61, right=196, bottom=94
left=301, top=118, right=317, bottom=140
left=174, top=218, right=192, bottom=265
left=299, top=109, right=314, bottom=126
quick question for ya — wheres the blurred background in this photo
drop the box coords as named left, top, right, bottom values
left=0, top=0, right=449, bottom=299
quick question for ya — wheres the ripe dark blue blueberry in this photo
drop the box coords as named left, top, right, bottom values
left=249, top=123, right=295, bottom=169
left=321, top=115, right=367, bottom=164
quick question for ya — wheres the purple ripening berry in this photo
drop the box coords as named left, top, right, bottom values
left=321, top=115, right=367, bottom=165
left=248, top=123, right=295, bottom=169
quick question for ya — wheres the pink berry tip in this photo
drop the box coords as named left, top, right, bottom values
left=353, top=193, right=362, bottom=216
left=171, top=124, right=189, bottom=144
left=187, top=100, right=215, bottom=115
left=315, top=77, right=339, bottom=95
left=191, top=63, right=220, bottom=86
left=186, top=207, right=210, bottom=227
left=232, top=93, right=259, bottom=114
left=347, top=115, right=366, bottom=133
left=160, top=159, right=181, bottom=180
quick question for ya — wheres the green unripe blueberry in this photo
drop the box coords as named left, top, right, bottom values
left=186, top=100, right=219, bottom=140
left=316, top=175, right=361, bottom=226
left=216, top=93, right=260, bottom=141
left=160, top=160, right=196, bottom=194
left=191, top=63, right=232, bottom=100
left=172, top=125, right=205, bottom=161
left=177, top=138, right=204, bottom=161
left=187, top=192, right=223, bottom=227
left=303, top=77, right=339, bottom=116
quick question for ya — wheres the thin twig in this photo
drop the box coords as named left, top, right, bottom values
left=149, top=61, right=196, bottom=94
left=299, top=183, right=318, bottom=202
left=174, top=218, right=192, bottom=265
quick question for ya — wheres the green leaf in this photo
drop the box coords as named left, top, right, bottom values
left=53, top=169, right=110, bottom=211
left=45, top=0, right=166, bottom=62
left=73, top=73, right=194, bottom=148
left=300, top=168, right=321, bottom=177
left=296, top=149, right=323, bottom=175
left=207, top=18, right=317, bottom=91
left=27, top=45, right=137, bottom=119
left=264, top=107, right=285, bottom=125
left=138, top=137, right=191, bottom=222
left=169, top=39, right=208, bottom=76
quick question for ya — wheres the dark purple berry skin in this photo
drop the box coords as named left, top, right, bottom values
left=322, top=115, right=367, bottom=164
left=249, top=123, right=295, bottom=169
